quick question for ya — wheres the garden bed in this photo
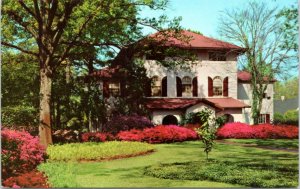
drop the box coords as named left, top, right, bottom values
left=46, top=141, right=155, bottom=162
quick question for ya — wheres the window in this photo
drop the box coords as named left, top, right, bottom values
left=182, top=76, right=192, bottom=97
left=209, top=51, right=226, bottom=61
left=258, top=114, right=270, bottom=124
left=151, top=76, right=161, bottom=96
left=213, top=76, right=223, bottom=96
left=108, top=82, right=120, bottom=97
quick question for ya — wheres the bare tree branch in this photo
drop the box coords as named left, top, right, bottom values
left=2, top=42, right=39, bottom=56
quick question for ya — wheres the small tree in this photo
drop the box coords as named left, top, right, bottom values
left=195, top=109, right=222, bottom=160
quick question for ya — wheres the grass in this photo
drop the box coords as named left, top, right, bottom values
left=39, top=140, right=298, bottom=187
left=224, top=139, right=299, bottom=149
left=46, top=141, right=154, bottom=161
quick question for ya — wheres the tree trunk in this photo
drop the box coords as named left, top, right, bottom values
left=39, top=68, right=53, bottom=147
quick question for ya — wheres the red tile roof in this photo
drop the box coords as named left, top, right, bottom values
left=237, top=71, right=276, bottom=82
left=145, top=97, right=250, bottom=110
left=148, top=30, right=245, bottom=51
left=205, top=97, right=250, bottom=109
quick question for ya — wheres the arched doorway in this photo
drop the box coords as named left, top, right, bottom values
left=224, top=114, right=234, bottom=123
left=162, top=115, right=178, bottom=125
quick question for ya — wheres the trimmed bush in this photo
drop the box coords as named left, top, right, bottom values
left=81, top=132, right=114, bottom=142
left=103, top=115, right=153, bottom=134
left=46, top=141, right=154, bottom=161
left=3, top=170, right=50, bottom=188
left=217, top=122, right=298, bottom=139
left=117, top=125, right=198, bottom=143
left=1, top=129, right=46, bottom=180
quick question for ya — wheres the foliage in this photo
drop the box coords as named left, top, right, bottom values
left=217, top=122, right=298, bottom=139
left=181, top=111, right=225, bottom=127
left=276, top=3, right=299, bottom=53
left=2, top=106, right=38, bottom=127
left=46, top=141, right=154, bottom=162
left=1, top=129, right=46, bottom=180
left=103, top=114, right=153, bottom=134
left=274, top=77, right=298, bottom=100
left=194, top=109, right=221, bottom=160
left=218, top=2, right=297, bottom=124
left=273, top=110, right=298, bottom=126
left=3, top=170, right=50, bottom=188
left=117, top=125, right=198, bottom=143
left=81, top=132, right=114, bottom=142
left=144, top=160, right=298, bottom=188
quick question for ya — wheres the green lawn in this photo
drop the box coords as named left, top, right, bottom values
left=39, top=140, right=298, bottom=188
left=224, top=139, right=299, bottom=149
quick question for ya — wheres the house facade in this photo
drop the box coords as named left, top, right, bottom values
left=91, top=30, right=275, bottom=125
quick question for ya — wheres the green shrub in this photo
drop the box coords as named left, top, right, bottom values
left=273, top=110, right=298, bottom=126
left=144, top=160, right=298, bottom=188
left=2, top=106, right=38, bottom=126
left=46, top=141, right=154, bottom=161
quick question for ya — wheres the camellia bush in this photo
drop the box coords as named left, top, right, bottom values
left=103, top=115, right=153, bottom=134
left=117, top=125, right=198, bottom=143
left=1, top=129, right=46, bottom=180
left=217, top=122, right=298, bottom=139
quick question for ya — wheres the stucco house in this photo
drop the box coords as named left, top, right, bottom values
left=90, top=30, right=275, bottom=125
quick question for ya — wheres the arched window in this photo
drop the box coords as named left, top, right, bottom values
left=213, top=76, right=222, bottom=96
left=151, top=76, right=161, bottom=96
left=182, top=76, right=192, bottom=97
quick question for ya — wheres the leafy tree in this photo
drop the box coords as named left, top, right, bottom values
left=194, top=108, right=221, bottom=160
left=274, top=77, right=298, bottom=100
left=2, top=0, right=180, bottom=146
left=218, top=2, right=298, bottom=124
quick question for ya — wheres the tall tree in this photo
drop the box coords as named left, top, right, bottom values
left=218, top=2, right=298, bottom=124
left=2, top=0, right=179, bottom=146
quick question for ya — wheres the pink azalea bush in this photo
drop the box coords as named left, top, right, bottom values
left=1, top=129, right=46, bottom=180
left=81, top=132, right=114, bottom=142
left=217, top=122, right=298, bottom=139
left=117, top=125, right=198, bottom=143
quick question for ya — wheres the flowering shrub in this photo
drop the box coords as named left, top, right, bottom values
left=3, top=170, right=49, bottom=188
left=1, top=129, right=46, bottom=180
left=117, top=125, right=198, bottom=143
left=217, top=122, right=298, bottom=139
left=81, top=132, right=114, bottom=142
left=103, top=115, right=153, bottom=134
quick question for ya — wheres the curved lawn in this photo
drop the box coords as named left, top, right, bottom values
left=39, top=140, right=298, bottom=187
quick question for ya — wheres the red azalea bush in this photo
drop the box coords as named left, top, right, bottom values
left=3, top=170, right=50, bottom=188
left=81, top=132, right=114, bottom=142
left=217, top=122, right=298, bottom=139
left=103, top=115, right=154, bottom=134
left=117, top=125, right=198, bottom=143
left=1, top=129, right=46, bottom=180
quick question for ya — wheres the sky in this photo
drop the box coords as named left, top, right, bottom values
left=141, top=0, right=296, bottom=38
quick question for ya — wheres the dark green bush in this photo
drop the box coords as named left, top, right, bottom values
left=2, top=106, right=38, bottom=126
left=273, top=110, right=298, bottom=126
